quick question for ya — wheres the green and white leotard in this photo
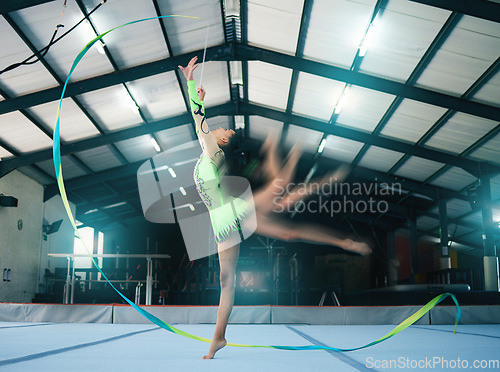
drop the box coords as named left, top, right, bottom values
left=188, top=80, right=250, bottom=243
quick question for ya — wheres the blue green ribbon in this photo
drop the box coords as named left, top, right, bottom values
left=53, top=14, right=461, bottom=351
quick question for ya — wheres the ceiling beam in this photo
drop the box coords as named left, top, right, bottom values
left=234, top=44, right=500, bottom=123
left=9, top=98, right=497, bottom=181
left=408, top=0, right=500, bottom=23
left=1, top=103, right=234, bottom=177
left=0, top=0, right=55, bottom=14
left=0, top=44, right=233, bottom=115
left=239, top=101, right=498, bottom=176
left=351, top=11, right=462, bottom=168
left=44, top=161, right=143, bottom=202
left=2, top=42, right=500, bottom=125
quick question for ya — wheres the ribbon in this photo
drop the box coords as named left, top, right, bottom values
left=52, top=15, right=461, bottom=352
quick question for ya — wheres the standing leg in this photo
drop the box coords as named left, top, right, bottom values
left=202, top=244, right=240, bottom=359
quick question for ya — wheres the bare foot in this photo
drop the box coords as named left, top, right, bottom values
left=202, top=337, right=227, bottom=359
left=344, top=239, right=372, bottom=255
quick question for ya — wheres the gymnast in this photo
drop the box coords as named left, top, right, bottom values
left=179, top=56, right=371, bottom=359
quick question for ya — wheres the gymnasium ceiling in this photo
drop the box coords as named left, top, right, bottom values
left=0, top=0, right=499, bottom=256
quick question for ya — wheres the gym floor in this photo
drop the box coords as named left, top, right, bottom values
left=1, top=322, right=499, bottom=371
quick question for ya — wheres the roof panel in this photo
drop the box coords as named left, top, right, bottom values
left=0, top=111, right=52, bottom=153
left=248, top=61, right=292, bottom=110
left=206, top=116, right=232, bottom=130
left=190, top=61, right=230, bottom=107
left=156, top=123, right=196, bottom=151
left=491, top=174, right=500, bottom=201
left=359, top=1, right=450, bottom=82
left=82, top=0, right=169, bottom=69
left=27, top=98, right=100, bottom=142
left=417, top=215, right=438, bottom=231
left=468, top=132, right=500, bottom=166
left=284, top=124, right=323, bottom=153
left=446, top=198, right=474, bottom=219
left=0, top=147, right=13, bottom=159
left=322, top=135, right=364, bottom=163
left=248, top=116, right=284, bottom=140
left=115, top=135, right=159, bottom=163
left=336, top=86, right=395, bottom=133
left=471, top=70, right=500, bottom=108
left=304, top=0, right=375, bottom=68
left=75, top=146, right=123, bottom=172
left=126, top=71, right=186, bottom=122
left=424, top=113, right=498, bottom=154
left=430, top=167, right=476, bottom=191
left=248, top=0, right=303, bottom=55
left=36, top=156, right=87, bottom=180
left=358, top=146, right=404, bottom=172
left=9, top=0, right=115, bottom=82
left=0, top=17, right=59, bottom=96
left=416, top=16, right=500, bottom=96
left=459, top=210, right=482, bottom=226
left=158, top=0, right=224, bottom=55
left=18, top=166, right=54, bottom=185
left=394, top=156, right=445, bottom=182
left=292, top=72, right=345, bottom=120
left=76, top=85, right=143, bottom=131
left=380, top=99, right=448, bottom=143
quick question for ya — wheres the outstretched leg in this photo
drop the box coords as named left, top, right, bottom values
left=259, top=133, right=281, bottom=182
left=253, top=144, right=302, bottom=215
left=277, top=165, right=351, bottom=211
left=255, top=213, right=371, bottom=255
left=202, top=244, right=240, bottom=359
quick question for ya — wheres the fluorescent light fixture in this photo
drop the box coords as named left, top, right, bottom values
left=305, top=163, right=318, bottom=183
left=235, top=115, right=245, bottom=130
left=179, top=187, right=187, bottom=196
left=151, top=137, right=161, bottom=152
left=225, top=0, right=240, bottom=18
left=230, top=61, right=243, bottom=85
left=334, top=86, right=349, bottom=115
left=102, top=202, right=127, bottom=210
left=96, top=40, right=106, bottom=54
left=317, top=139, right=326, bottom=154
left=359, top=22, right=377, bottom=57
left=168, top=167, right=177, bottom=178
left=84, top=209, right=98, bottom=215
left=172, top=203, right=195, bottom=211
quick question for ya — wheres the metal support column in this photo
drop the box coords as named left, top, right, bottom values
left=439, top=190, right=451, bottom=281
left=408, top=208, right=419, bottom=277
left=145, top=258, right=153, bottom=305
left=387, top=226, right=398, bottom=286
left=480, top=172, right=499, bottom=291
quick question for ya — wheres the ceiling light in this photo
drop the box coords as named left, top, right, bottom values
left=151, top=137, right=161, bottom=152
left=334, top=86, right=349, bottom=115
left=230, top=61, right=243, bottom=85
left=168, top=167, right=177, bottom=178
left=317, top=139, right=326, bottom=154
left=235, top=115, right=245, bottom=130
left=96, top=40, right=106, bottom=55
left=359, top=22, right=377, bottom=57
left=225, top=0, right=240, bottom=19
left=102, top=202, right=127, bottom=209
left=179, top=187, right=187, bottom=196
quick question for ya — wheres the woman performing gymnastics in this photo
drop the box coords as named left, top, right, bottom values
left=179, top=56, right=371, bottom=359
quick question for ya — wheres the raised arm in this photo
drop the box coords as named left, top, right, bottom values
left=179, top=57, right=220, bottom=158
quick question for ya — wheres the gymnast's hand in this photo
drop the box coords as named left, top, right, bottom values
left=197, top=86, right=206, bottom=101
left=178, top=56, right=199, bottom=81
